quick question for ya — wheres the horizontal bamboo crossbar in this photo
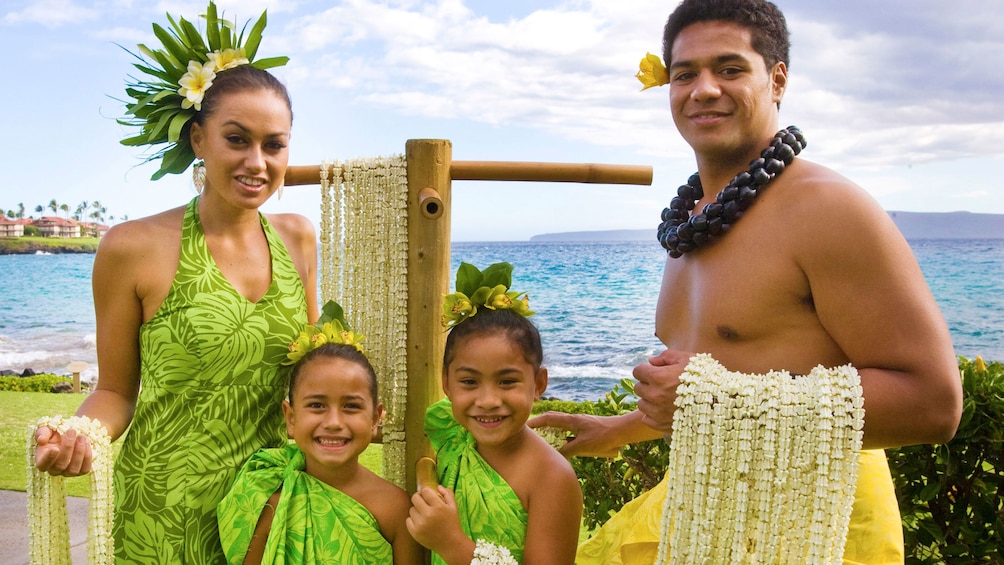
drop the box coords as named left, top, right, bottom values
left=285, top=161, right=652, bottom=187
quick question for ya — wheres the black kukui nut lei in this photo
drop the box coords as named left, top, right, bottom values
left=657, top=126, right=806, bottom=258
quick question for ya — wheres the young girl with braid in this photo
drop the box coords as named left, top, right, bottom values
left=406, top=262, right=583, bottom=565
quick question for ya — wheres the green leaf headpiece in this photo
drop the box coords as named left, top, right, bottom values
left=284, top=300, right=366, bottom=366
left=117, top=1, right=289, bottom=180
left=442, top=262, right=535, bottom=330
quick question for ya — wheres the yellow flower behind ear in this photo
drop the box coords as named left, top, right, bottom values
left=207, top=48, right=249, bottom=71
left=178, top=60, right=216, bottom=110
left=636, top=52, right=669, bottom=91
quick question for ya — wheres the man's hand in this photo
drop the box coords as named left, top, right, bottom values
left=528, top=412, right=629, bottom=459
left=633, top=350, right=693, bottom=433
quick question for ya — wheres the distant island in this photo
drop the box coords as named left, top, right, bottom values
left=530, top=211, right=1004, bottom=242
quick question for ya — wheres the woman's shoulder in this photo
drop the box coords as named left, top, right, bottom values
left=264, top=212, right=315, bottom=240
left=97, top=206, right=185, bottom=260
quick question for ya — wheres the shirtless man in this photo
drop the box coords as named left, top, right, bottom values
left=530, top=0, right=961, bottom=562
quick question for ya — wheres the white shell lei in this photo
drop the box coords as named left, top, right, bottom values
left=320, top=156, right=409, bottom=486
left=656, top=354, right=864, bottom=564
left=471, top=539, right=518, bottom=565
left=26, top=416, right=114, bottom=565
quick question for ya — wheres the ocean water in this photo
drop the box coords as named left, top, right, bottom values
left=1, top=239, right=1001, bottom=401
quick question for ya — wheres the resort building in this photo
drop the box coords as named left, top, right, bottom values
left=32, top=217, right=82, bottom=238
left=0, top=217, right=25, bottom=237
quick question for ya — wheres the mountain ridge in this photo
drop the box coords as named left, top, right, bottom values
left=529, top=211, right=1004, bottom=242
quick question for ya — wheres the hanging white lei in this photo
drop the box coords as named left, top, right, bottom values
left=27, top=416, right=114, bottom=565
left=656, top=354, right=865, bottom=564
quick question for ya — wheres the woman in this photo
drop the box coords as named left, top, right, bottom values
left=33, top=5, right=318, bottom=563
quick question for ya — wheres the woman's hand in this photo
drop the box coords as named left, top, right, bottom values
left=34, top=426, right=93, bottom=477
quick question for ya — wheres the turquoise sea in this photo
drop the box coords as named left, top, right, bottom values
left=1, top=239, right=1001, bottom=401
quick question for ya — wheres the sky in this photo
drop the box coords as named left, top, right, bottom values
left=2, top=0, right=1003, bottom=241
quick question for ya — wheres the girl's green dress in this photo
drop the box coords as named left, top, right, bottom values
left=425, top=398, right=528, bottom=564
left=113, top=197, right=308, bottom=564
left=217, top=444, right=393, bottom=564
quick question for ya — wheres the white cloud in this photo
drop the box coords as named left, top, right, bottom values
left=1, top=0, right=98, bottom=27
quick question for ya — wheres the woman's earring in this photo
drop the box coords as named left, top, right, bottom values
left=277, top=182, right=284, bottom=200
left=193, top=161, right=206, bottom=194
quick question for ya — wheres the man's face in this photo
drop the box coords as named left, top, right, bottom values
left=667, top=20, right=787, bottom=162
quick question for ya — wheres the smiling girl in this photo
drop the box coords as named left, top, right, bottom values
left=218, top=329, right=423, bottom=565
left=406, top=262, right=582, bottom=565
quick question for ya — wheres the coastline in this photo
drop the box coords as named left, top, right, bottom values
left=0, top=237, right=99, bottom=255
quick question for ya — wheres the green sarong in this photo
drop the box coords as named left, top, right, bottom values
left=217, top=444, right=392, bottom=565
left=425, top=399, right=528, bottom=564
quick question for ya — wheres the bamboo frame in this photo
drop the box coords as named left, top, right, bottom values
left=289, top=140, right=653, bottom=491
left=285, top=160, right=652, bottom=187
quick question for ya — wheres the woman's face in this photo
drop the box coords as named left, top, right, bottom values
left=190, top=88, right=292, bottom=210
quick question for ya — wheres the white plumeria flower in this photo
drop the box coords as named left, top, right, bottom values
left=177, top=60, right=216, bottom=111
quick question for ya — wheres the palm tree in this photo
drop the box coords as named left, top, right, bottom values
left=5, top=210, right=15, bottom=219
left=34, top=205, right=44, bottom=219
left=90, top=201, right=107, bottom=224
left=74, top=200, right=88, bottom=221
left=59, top=203, right=70, bottom=219
left=17, top=203, right=25, bottom=219
left=48, top=199, right=58, bottom=215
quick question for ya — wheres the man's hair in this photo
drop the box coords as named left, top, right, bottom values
left=662, top=0, right=790, bottom=70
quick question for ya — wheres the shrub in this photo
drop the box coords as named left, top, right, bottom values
left=887, top=356, right=1004, bottom=563
left=0, top=374, right=73, bottom=393
left=24, top=225, right=40, bottom=236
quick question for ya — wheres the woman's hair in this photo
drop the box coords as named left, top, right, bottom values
left=662, top=0, right=790, bottom=70
left=193, top=64, right=293, bottom=126
left=288, top=343, right=378, bottom=406
left=443, top=308, right=544, bottom=371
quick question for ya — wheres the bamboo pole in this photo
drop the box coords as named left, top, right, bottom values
left=402, top=139, right=453, bottom=493
left=285, top=161, right=652, bottom=186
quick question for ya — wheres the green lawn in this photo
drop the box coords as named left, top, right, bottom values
left=0, top=391, right=383, bottom=497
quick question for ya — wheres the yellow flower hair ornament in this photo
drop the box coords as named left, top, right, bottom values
left=636, top=52, right=669, bottom=91
left=442, top=262, right=534, bottom=330
left=117, top=1, right=289, bottom=180
left=284, top=300, right=365, bottom=365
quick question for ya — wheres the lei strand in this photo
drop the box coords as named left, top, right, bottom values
left=655, top=354, right=863, bottom=564
left=26, top=416, right=113, bottom=565
left=319, top=156, right=409, bottom=486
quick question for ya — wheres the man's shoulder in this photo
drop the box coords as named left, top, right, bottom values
left=777, top=159, right=884, bottom=218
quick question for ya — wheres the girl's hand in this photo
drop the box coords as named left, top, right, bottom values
left=34, top=426, right=93, bottom=477
left=406, top=486, right=474, bottom=563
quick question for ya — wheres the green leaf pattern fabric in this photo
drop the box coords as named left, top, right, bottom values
left=217, top=444, right=393, bottom=564
left=425, top=399, right=528, bottom=564
left=113, top=196, right=307, bottom=564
